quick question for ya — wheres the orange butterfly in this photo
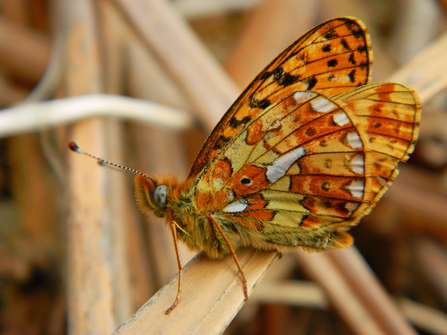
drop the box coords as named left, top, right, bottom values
left=69, top=17, right=421, bottom=314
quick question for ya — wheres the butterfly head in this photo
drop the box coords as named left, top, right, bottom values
left=135, top=174, right=172, bottom=218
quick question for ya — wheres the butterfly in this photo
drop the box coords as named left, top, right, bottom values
left=69, top=17, right=421, bottom=315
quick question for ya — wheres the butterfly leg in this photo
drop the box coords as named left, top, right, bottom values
left=269, top=247, right=283, bottom=261
left=206, top=213, right=248, bottom=301
left=165, top=220, right=183, bottom=315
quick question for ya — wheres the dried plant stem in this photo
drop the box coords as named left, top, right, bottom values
left=113, top=249, right=278, bottom=335
left=0, top=95, right=192, bottom=138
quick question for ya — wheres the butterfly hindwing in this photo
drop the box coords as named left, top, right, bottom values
left=334, top=82, right=421, bottom=182
left=188, top=17, right=373, bottom=180
left=193, top=83, right=420, bottom=250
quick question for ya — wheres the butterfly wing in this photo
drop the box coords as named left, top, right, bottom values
left=333, top=82, right=421, bottom=184
left=188, top=17, right=373, bottom=179
left=192, top=83, right=420, bottom=250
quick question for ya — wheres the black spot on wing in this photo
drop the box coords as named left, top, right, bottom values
left=213, top=135, right=229, bottom=150
left=348, top=69, right=356, bottom=83
left=240, top=177, right=251, bottom=185
left=350, top=26, right=364, bottom=39
left=359, top=60, right=368, bottom=70
left=305, top=76, right=318, bottom=90
left=357, top=44, right=368, bottom=54
left=229, top=115, right=252, bottom=128
left=271, top=67, right=285, bottom=79
left=249, top=97, right=271, bottom=109
left=323, top=29, right=339, bottom=40
left=295, top=49, right=309, bottom=63
left=260, top=70, right=272, bottom=80
left=269, top=67, right=301, bottom=87
left=322, top=44, right=332, bottom=52
left=280, top=73, right=300, bottom=86
left=348, top=53, right=356, bottom=65
left=336, top=202, right=350, bottom=216
left=327, top=59, right=338, bottom=68
left=340, top=38, right=351, bottom=51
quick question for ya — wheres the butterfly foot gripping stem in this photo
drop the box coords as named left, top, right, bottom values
left=206, top=213, right=248, bottom=301
left=274, top=249, right=283, bottom=259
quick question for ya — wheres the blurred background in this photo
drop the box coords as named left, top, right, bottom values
left=0, top=0, right=446, bottom=334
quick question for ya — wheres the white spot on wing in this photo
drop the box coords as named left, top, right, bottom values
left=351, top=154, right=364, bottom=174
left=346, top=180, right=364, bottom=198
left=345, top=202, right=360, bottom=214
left=341, top=75, right=351, bottom=83
left=266, top=147, right=306, bottom=183
left=310, top=96, right=337, bottom=113
left=225, top=189, right=235, bottom=201
left=294, top=92, right=317, bottom=104
left=347, top=132, right=363, bottom=148
left=222, top=199, right=248, bottom=213
left=212, top=178, right=224, bottom=189
left=333, top=112, right=350, bottom=126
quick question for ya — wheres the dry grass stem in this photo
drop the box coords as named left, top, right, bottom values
left=0, top=94, right=193, bottom=138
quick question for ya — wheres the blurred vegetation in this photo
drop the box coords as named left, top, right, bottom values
left=0, top=0, right=447, bottom=334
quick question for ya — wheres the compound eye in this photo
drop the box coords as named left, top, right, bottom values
left=153, top=185, right=168, bottom=209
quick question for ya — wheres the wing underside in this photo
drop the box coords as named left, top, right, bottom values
left=188, top=17, right=373, bottom=180
left=193, top=83, right=420, bottom=250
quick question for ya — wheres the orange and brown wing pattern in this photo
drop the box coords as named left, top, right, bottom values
left=188, top=17, right=372, bottom=179
left=333, top=82, right=421, bottom=202
left=193, top=83, right=420, bottom=250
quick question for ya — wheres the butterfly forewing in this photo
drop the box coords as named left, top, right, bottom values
left=188, top=17, right=373, bottom=180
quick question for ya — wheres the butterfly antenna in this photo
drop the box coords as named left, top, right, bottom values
left=67, top=141, right=156, bottom=184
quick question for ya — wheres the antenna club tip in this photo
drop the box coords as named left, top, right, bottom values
left=68, top=141, right=80, bottom=153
